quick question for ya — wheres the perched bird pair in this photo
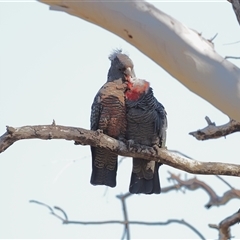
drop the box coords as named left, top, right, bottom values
left=90, top=50, right=167, bottom=194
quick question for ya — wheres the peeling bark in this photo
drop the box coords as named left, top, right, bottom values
left=1, top=124, right=240, bottom=177
left=189, top=116, right=240, bottom=140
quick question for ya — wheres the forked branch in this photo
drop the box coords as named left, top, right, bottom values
left=30, top=197, right=206, bottom=240
left=189, top=117, right=240, bottom=140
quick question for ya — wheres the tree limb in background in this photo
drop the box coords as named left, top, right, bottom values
left=1, top=124, right=240, bottom=176
left=30, top=197, right=206, bottom=240
left=169, top=150, right=235, bottom=190
left=116, top=193, right=131, bottom=240
left=168, top=173, right=240, bottom=209
left=29, top=200, right=68, bottom=222
left=189, top=116, right=240, bottom=140
left=209, top=209, right=240, bottom=240
left=38, top=0, right=240, bottom=122
left=227, top=0, right=240, bottom=25
left=225, top=56, right=240, bottom=59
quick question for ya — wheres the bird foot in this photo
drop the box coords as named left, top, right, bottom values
left=74, top=141, right=87, bottom=146
left=126, top=139, right=143, bottom=152
left=126, top=139, right=135, bottom=150
left=96, top=129, right=103, bottom=135
left=152, top=144, right=167, bottom=155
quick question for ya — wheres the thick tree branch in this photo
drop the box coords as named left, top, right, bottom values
left=169, top=150, right=235, bottom=190
left=30, top=198, right=206, bottom=240
left=38, top=0, right=240, bottom=122
left=189, top=116, right=240, bottom=140
left=1, top=124, right=240, bottom=177
left=209, top=209, right=240, bottom=240
left=168, top=173, right=240, bottom=209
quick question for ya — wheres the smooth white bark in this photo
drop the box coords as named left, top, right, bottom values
left=39, top=0, right=240, bottom=121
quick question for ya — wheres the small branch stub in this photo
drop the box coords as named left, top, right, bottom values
left=7, top=126, right=16, bottom=134
left=189, top=117, right=240, bottom=140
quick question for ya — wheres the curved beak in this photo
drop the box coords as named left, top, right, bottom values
left=124, top=67, right=135, bottom=81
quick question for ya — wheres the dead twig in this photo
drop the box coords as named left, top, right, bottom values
left=225, top=56, right=240, bottom=59
left=30, top=198, right=205, bottom=240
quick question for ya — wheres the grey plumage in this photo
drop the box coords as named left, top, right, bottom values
left=90, top=50, right=135, bottom=188
left=90, top=79, right=127, bottom=187
left=126, top=79, right=167, bottom=194
left=107, top=50, right=135, bottom=82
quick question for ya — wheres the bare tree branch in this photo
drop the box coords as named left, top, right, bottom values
left=37, top=0, right=240, bottom=122
left=189, top=116, right=240, bottom=140
left=223, top=40, right=240, bottom=45
left=29, top=177, right=239, bottom=240
left=29, top=200, right=67, bottom=222
left=215, top=175, right=234, bottom=190
left=209, top=209, right=240, bottom=240
left=168, top=173, right=240, bottom=209
left=116, top=193, right=131, bottom=240
left=208, top=33, right=218, bottom=43
left=129, top=219, right=206, bottom=240
left=30, top=199, right=123, bottom=225
left=169, top=150, right=235, bottom=190
left=53, top=206, right=69, bottom=221
left=30, top=198, right=205, bottom=240
left=168, top=149, right=194, bottom=160
left=1, top=124, right=240, bottom=177
left=225, top=56, right=240, bottom=59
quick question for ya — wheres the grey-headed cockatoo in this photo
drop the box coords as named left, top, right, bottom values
left=125, top=77, right=167, bottom=194
left=90, top=50, right=135, bottom=187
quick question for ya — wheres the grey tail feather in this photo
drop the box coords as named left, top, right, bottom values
left=90, top=146, right=117, bottom=188
left=129, top=161, right=161, bottom=194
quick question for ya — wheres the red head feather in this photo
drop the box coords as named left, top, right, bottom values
left=125, top=77, right=150, bottom=101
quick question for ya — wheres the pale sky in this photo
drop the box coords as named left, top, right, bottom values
left=0, top=1, right=240, bottom=239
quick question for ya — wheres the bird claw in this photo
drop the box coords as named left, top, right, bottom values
left=152, top=144, right=161, bottom=154
left=127, top=140, right=143, bottom=152
left=74, top=141, right=87, bottom=146
left=126, top=139, right=135, bottom=150
left=152, top=144, right=167, bottom=157
left=96, top=129, right=103, bottom=135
